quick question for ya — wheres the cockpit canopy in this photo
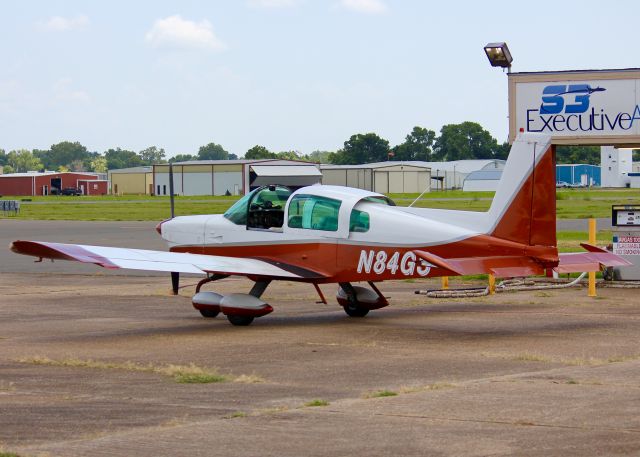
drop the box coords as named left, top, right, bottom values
left=224, top=184, right=395, bottom=234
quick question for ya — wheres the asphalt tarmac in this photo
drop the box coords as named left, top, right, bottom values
left=1, top=220, right=639, bottom=456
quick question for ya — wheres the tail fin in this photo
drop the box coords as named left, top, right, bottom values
left=488, top=133, right=556, bottom=247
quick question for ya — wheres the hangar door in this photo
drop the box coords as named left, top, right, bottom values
left=374, top=169, right=429, bottom=193
left=250, top=165, right=322, bottom=190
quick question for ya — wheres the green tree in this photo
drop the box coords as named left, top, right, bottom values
left=6, top=149, right=44, bottom=172
left=32, top=148, right=48, bottom=167
left=69, top=159, right=86, bottom=172
left=169, top=154, right=197, bottom=163
left=276, top=150, right=302, bottom=160
left=433, top=122, right=502, bottom=161
left=391, top=126, right=436, bottom=161
left=245, top=145, right=276, bottom=160
left=105, top=148, right=142, bottom=170
left=198, top=142, right=229, bottom=160
left=90, top=156, right=108, bottom=173
left=36, top=141, right=90, bottom=170
left=329, top=133, right=390, bottom=165
left=139, top=146, right=167, bottom=165
left=3, top=164, right=14, bottom=174
left=494, top=141, right=511, bottom=160
left=556, top=145, right=600, bottom=165
left=0, top=149, right=6, bottom=166
left=305, top=150, right=332, bottom=163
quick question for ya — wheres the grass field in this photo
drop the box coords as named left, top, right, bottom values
left=557, top=230, right=612, bottom=253
left=12, top=199, right=236, bottom=221
left=1, top=188, right=637, bottom=221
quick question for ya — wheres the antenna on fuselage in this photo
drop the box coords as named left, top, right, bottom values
left=409, top=183, right=431, bottom=207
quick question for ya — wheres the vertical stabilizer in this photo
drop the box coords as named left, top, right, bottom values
left=488, top=133, right=556, bottom=247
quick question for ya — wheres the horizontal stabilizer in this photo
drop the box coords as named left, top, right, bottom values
left=556, top=248, right=632, bottom=273
left=10, top=240, right=324, bottom=279
left=413, top=250, right=544, bottom=278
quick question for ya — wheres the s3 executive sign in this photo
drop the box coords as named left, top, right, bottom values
left=508, top=69, right=640, bottom=147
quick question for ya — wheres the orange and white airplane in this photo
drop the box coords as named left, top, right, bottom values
left=11, top=133, right=628, bottom=326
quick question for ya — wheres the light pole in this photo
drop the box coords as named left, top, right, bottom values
left=484, top=42, right=513, bottom=73
left=483, top=42, right=513, bottom=294
left=453, top=164, right=456, bottom=190
left=484, top=41, right=513, bottom=144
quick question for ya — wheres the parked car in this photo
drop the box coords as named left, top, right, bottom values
left=61, top=187, right=82, bottom=196
left=556, top=181, right=570, bottom=188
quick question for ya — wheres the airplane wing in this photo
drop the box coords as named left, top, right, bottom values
left=10, top=240, right=325, bottom=280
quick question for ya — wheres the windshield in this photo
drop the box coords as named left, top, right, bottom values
left=224, top=186, right=292, bottom=226
left=223, top=189, right=257, bottom=225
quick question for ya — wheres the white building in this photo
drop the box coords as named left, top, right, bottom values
left=320, top=162, right=431, bottom=194
left=153, top=160, right=322, bottom=196
left=462, top=170, right=503, bottom=191
left=417, top=159, right=506, bottom=190
left=320, top=159, right=505, bottom=193
left=601, top=146, right=632, bottom=188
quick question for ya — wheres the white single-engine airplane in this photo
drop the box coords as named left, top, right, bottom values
left=11, top=133, right=629, bottom=325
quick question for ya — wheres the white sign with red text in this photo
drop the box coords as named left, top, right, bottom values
left=613, top=236, right=640, bottom=256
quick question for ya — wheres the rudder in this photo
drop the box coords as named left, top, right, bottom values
left=488, top=133, right=556, bottom=248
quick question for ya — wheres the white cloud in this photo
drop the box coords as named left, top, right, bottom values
left=247, top=0, right=299, bottom=7
left=53, top=78, right=90, bottom=104
left=339, top=0, right=387, bottom=14
left=39, top=14, right=89, bottom=32
left=145, top=15, right=226, bottom=51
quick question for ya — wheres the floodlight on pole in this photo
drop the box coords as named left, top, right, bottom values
left=484, top=42, right=513, bottom=72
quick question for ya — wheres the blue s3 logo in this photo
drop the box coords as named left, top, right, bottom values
left=540, top=85, right=606, bottom=115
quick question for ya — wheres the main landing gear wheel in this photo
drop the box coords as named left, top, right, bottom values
left=198, top=309, right=220, bottom=318
left=226, top=314, right=255, bottom=326
left=337, top=282, right=389, bottom=318
left=343, top=302, right=369, bottom=318
left=338, top=283, right=370, bottom=318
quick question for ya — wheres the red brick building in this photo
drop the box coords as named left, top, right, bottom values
left=0, top=172, right=108, bottom=196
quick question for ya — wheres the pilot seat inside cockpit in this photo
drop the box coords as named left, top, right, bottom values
left=247, top=185, right=291, bottom=230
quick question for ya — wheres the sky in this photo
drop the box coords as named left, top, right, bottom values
left=1, top=0, right=639, bottom=159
